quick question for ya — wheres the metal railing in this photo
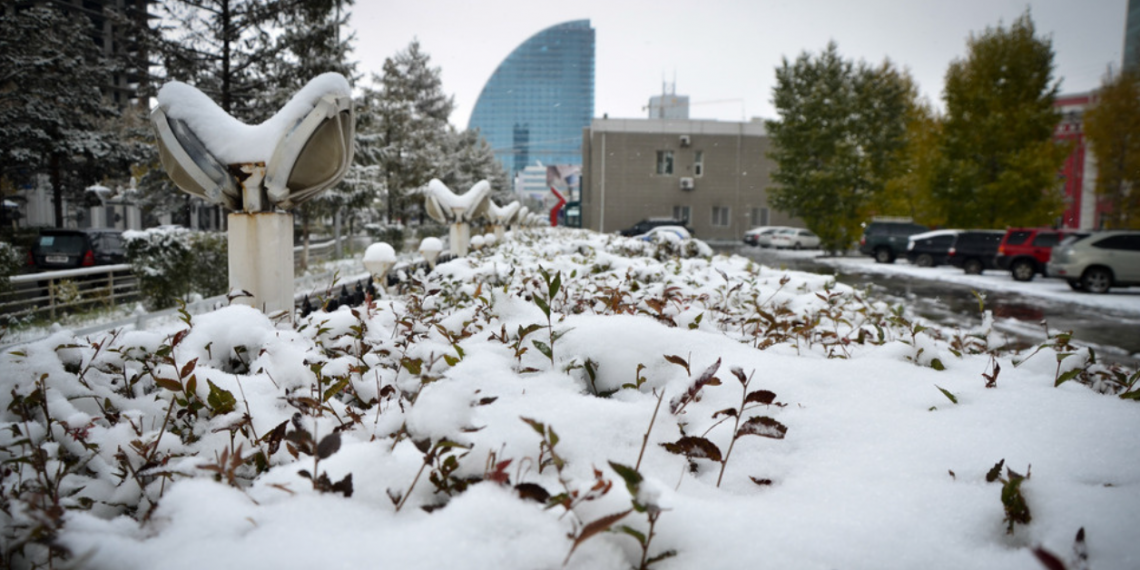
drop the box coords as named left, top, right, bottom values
left=2, top=264, right=139, bottom=322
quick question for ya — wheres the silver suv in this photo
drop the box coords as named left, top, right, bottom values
left=1046, top=231, right=1140, bottom=293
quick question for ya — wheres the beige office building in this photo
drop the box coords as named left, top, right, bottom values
left=580, top=118, right=801, bottom=242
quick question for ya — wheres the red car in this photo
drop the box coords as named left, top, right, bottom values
left=994, top=228, right=1086, bottom=282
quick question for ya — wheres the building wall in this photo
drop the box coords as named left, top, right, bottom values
left=581, top=119, right=801, bottom=241
left=468, top=20, right=595, bottom=180
left=1054, top=92, right=1108, bottom=230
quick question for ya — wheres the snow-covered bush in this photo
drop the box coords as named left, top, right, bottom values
left=1, top=227, right=1137, bottom=570
left=124, top=227, right=227, bottom=309
left=0, top=241, right=22, bottom=296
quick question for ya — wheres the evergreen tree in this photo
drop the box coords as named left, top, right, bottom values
left=765, top=42, right=910, bottom=252
left=936, top=11, right=1067, bottom=228
left=0, top=7, right=146, bottom=228
left=439, top=128, right=511, bottom=203
left=355, top=40, right=454, bottom=225
left=1084, top=67, right=1140, bottom=229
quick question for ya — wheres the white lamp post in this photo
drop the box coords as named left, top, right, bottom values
left=422, top=179, right=492, bottom=257
left=419, top=237, right=443, bottom=269
left=486, top=200, right=521, bottom=242
left=150, top=73, right=354, bottom=321
left=362, top=242, right=396, bottom=294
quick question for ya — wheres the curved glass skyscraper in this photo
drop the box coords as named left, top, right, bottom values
left=467, top=20, right=595, bottom=178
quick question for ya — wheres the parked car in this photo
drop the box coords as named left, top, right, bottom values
left=27, top=228, right=126, bottom=271
left=743, top=226, right=774, bottom=246
left=638, top=225, right=692, bottom=242
left=994, top=228, right=1087, bottom=282
left=859, top=219, right=929, bottom=263
left=620, top=218, right=692, bottom=237
left=904, top=230, right=960, bottom=267
left=1046, top=231, right=1140, bottom=293
left=768, top=228, right=820, bottom=250
left=946, top=230, right=1005, bottom=274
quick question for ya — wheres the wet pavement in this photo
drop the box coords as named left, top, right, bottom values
left=725, top=244, right=1140, bottom=367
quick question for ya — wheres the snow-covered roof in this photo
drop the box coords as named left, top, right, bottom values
left=156, top=73, right=351, bottom=164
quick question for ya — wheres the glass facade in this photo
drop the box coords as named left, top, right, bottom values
left=1127, top=0, right=1140, bottom=72
left=467, top=20, right=595, bottom=178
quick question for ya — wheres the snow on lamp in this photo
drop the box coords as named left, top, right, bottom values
left=422, top=179, right=492, bottom=257
left=150, top=73, right=354, bottom=320
left=363, top=242, right=396, bottom=293
left=486, top=200, right=521, bottom=242
left=419, top=237, right=443, bottom=269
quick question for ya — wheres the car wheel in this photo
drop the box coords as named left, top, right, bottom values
left=1081, top=267, right=1112, bottom=294
left=1067, top=280, right=1084, bottom=291
left=1011, top=259, right=1036, bottom=282
left=915, top=254, right=933, bottom=267
left=874, top=247, right=894, bottom=264
left=792, top=242, right=801, bottom=250
left=964, top=259, right=983, bottom=275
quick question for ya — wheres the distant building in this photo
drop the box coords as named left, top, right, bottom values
left=1054, top=92, right=1107, bottom=230
left=580, top=118, right=802, bottom=241
left=468, top=20, right=595, bottom=180
left=648, top=84, right=690, bottom=119
left=1126, top=0, right=1140, bottom=71
left=7, top=0, right=152, bottom=109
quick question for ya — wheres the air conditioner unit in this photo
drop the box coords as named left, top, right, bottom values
left=680, top=177, right=695, bottom=190
left=679, top=135, right=691, bottom=147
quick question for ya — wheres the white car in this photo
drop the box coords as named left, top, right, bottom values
left=755, top=226, right=793, bottom=248
left=768, top=228, right=820, bottom=250
left=638, top=225, right=692, bottom=242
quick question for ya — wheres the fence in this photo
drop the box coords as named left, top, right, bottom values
left=1, top=264, right=139, bottom=322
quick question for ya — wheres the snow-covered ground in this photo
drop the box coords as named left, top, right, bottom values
left=2, top=229, right=1137, bottom=570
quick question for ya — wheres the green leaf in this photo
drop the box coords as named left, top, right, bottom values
left=206, top=380, right=237, bottom=414
left=322, top=377, right=351, bottom=402
left=533, top=294, right=551, bottom=319
left=154, top=377, right=182, bottom=392
left=930, top=358, right=946, bottom=371
left=608, top=461, right=643, bottom=496
left=616, top=525, right=647, bottom=546
left=1119, top=390, right=1140, bottom=401
left=443, top=354, right=459, bottom=367
left=549, top=271, right=562, bottom=299
left=1055, top=368, right=1082, bottom=387
left=532, top=340, right=552, bottom=360
left=935, top=385, right=958, bottom=404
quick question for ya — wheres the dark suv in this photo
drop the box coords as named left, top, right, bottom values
left=620, top=218, right=692, bottom=237
left=946, top=230, right=1004, bottom=274
left=904, top=230, right=960, bottom=267
left=994, top=228, right=1086, bottom=282
left=27, top=228, right=127, bottom=271
left=859, top=220, right=928, bottom=263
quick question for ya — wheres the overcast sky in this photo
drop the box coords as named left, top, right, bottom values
left=349, top=0, right=1128, bottom=129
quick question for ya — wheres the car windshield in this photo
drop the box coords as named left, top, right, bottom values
left=37, top=234, right=86, bottom=254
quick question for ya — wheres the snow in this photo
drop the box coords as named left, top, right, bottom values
left=156, top=72, right=351, bottom=164
left=487, top=200, right=522, bottom=225
left=363, top=242, right=397, bottom=264
left=423, top=178, right=492, bottom=222
left=419, top=237, right=443, bottom=253
left=2, top=228, right=1138, bottom=570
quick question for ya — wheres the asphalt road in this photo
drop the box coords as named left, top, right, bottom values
left=728, top=244, right=1140, bottom=367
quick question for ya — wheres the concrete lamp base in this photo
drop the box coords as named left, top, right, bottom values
left=228, top=212, right=295, bottom=321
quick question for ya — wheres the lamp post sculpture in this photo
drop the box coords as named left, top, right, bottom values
left=486, top=200, right=521, bottom=242
left=419, top=237, right=443, bottom=269
left=422, top=179, right=492, bottom=257
left=150, top=73, right=354, bottom=321
left=362, top=242, right=396, bottom=295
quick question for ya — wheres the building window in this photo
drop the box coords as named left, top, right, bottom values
left=749, top=207, right=769, bottom=226
left=694, top=151, right=704, bottom=177
left=673, top=205, right=691, bottom=222
left=656, top=151, right=674, bottom=175
left=712, top=206, right=730, bottom=227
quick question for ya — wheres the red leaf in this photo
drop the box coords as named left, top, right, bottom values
left=179, top=358, right=198, bottom=380
left=745, top=390, right=777, bottom=405
left=736, top=416, right=787, bottom=439
left=154, top=377, right=182, bottom=392
left=565, top=510, right=632, bottom=565
left=660, top=436, right=722, bottom=462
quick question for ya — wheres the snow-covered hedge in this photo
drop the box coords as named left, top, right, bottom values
left=123, top=227, right=227, bottom=309
left=0, top=241, right=23, bottom=295
left=1, top=228, right=1137, bottom=570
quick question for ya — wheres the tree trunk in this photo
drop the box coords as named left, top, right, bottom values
left=51, top=153, right=64, bottom=228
